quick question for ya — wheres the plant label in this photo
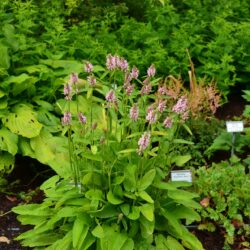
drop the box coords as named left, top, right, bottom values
left=226, top=121, right=244, bottom=133
left=171, top=170, right=192, bottom=182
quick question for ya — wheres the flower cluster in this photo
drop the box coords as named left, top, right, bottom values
left=106, top=54, right=129, bottom=71
left=130, top=104, right=139, bottom=121
left=137, top=132, right=151, bottom=155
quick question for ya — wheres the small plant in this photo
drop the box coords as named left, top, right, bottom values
left=196, top=156, right=250, bottom=249
left=13, top=56, right=210, bottom=249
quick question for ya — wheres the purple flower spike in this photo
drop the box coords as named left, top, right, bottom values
left=158, top=86, right=167, bottom=95
left=70, top=73, right=78, bottom=84
left=130, top=104, right=139, bottom=121
left=87, top=76, right=96, bottom=87
left=163, top=117, right=173, bottom=128
left=125, top=84, right=134, bottom=96
left=147, top=64, right=156, bottom=77
left=62, top=111, right=72, bottom=126
left=157, top=100, right=166, bottom=113
left=172, top=96, right=188, bottom=114
left=130, top=66, right=139, bottom=79
left=106, top=54, right=116, bottom=70
left=140, top=84, right=152, bottom=95
left=146, top=110, right=157, bottom=124
left=84, top=62, right=93, bottom=73
left=137, top=132, right=151, bottom=155
left=106, top=90, right=116, bottom=103
left=64, top=83, right=72, bottom=99
left=78, top=112, right=87, bottom=124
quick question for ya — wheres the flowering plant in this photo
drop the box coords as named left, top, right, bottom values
left=14, top=55, right=204, bottom=250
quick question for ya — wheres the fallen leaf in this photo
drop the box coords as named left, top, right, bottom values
left=0, top=236, right=10, bottom=244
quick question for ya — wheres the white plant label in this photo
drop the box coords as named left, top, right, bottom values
left=171, top=170, right=192, bottom=182
left=226, top=121, right=244, bottom=133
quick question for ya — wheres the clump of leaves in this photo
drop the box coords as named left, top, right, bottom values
left=196, top=157, right=250, bottom=249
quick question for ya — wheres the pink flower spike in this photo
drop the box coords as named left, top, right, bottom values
left=84, top=62, right=93, bottom=73
left=129, top=104, right=139, bottom=121
left=119, top=58, right=129, bottom=71
left=62, top=111, right=72, bottom=126
left=125, top=84, right=134, bottom=96
left=157, top=100, right=166, bottom=113
left=163, top=117, right=173, bottom=128
left=64, top=83, right=72, bottom=98
left=147, top=64, right=156, bottom=77
left=87, top=76, right=97, bottom=87
left=146, top=110, right=157, bottom=124
left=137, top=132, right=151, bottom=155
left=172, top=96, right=188, bottom=114
left=105, top=90, right=116, bottom=103
left=130, top=66, right=139, bottom=79
left=106, top=54, right=116, bottom=70
left=78, top=112, right=87, bottom=124
left=140, top=84, right=152, bottom=95
left=69, top=73, right=78, bottom=84
left=158, top=86, right=167, bottom=95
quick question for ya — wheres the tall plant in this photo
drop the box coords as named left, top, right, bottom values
left=13, top=56, right=207, bottom=249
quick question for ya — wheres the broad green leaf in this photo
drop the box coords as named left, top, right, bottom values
left=92, top=225, right=104, bottom=238
left=127, top=206, right=140, bottom=220
left=124, top=164, right=137, bottom=192
left=0, top=151, right=14, bottom=173
left=0, top=127, right=18, bottom=155
left=79, top=232, right=96, bottom=250
left=3, top=104, right=42, bottom=138
left=0, top=97, right=8, bottom=109
left=138, top=191, right=154, bottom=203
left=168, top=189, right=199, bottom=201
left=19, top=233, right=61, bottom=247
left=107, top=191, right=124, bottom=205
left=40, top=175, right=60, bottom=191
left=140, top=215, right=155, bottom=239
left=85, top=189, right=104, bottom=201
left=73, top=215, right=89, bottom=248
left=171, top=155, right=192, bottom=167
left=121, top=238, right=134, bottom=250
left=56, top=206, right=80, bottom=217
left=17, top=215, right=47, bottom=226
left=90, top=204, right=118, bottom=218
left=0, top=44, right=10, bottom=69
left=120, top=204, right=130, bottom=216
left=140, top=204, right=154, bottom=222
left=12, top=204, right=52, bottom=216
left=138, top=169, right=156, bottom=191
left=46, top=231, right=72, bottom=250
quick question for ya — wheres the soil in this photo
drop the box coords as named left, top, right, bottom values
left=0, top=91, right=249, bottom=250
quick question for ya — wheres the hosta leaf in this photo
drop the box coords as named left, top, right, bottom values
left=85, top=189, right=104, bottom=201
left=140, top=215, right=154, bottom=239
left=3, top=104, right=42, bottom=138
left=20, top=233, right=61, bottom=247
left=12, top=204, right=52, bottom=216
left=138, top=169, right=156, bottom=191
left=0, top=97, right=8, bottom=109
left=168, top=189, right=199, bottom=201
left=0, top=151, right=14, bottom=173
left=0, top=127, right=18, bottom=155
left=0, top=44, right=10, bottom=69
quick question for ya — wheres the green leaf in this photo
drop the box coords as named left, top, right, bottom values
left=124, top=164, right=137, bottom=192
left=3, top=104, right=42, bottom=138
left=140, top=204, right=154, bottom=222
left=12, top=204, right=52, bottom=216
left=92, top=225, right=104, bottom=238
left=107, top=191, right=124, bottom=205
left=138, top=191, right=154, bottom=203
left=138, top=169, right=156, bottom=191
left=0, top=151, right=14, bottom=173
left=173, top=139, right=194, bottom=145
left=56, top=206, right=80, bottom=218
left=165, top=236, right=185, bottom=250
left=0, top=127, right=18, bottom=155
left=171, top=155, right=192, bottom=167
left=73, top=215, right=89, bottom=248
left=168, top=189, right=199, bottom=201
left=0, top=44, right=10, bottom=69
left=90, top=204, right=118, bottom=218
left=127, top=206, right=140, bottom=220
left=140, top=215, right=155, bottom=239
left=85, top=189, right=104, bottom=201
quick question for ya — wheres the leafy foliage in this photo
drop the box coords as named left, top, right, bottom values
left=196, top=157, right=250, bottom=248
